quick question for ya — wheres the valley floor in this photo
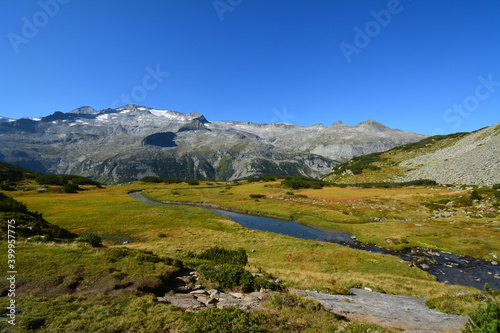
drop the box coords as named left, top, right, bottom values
left=2, top=179, right=499, bottom=331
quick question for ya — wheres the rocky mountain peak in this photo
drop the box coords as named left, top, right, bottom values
left=355, top=120, right=391, bottom=132
left=70, top=106, right=99, bottom=115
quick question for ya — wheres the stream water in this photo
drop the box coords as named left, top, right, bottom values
left=130, top=192, right=500, bottom=290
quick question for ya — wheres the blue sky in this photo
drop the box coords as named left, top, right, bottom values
left=1, top=0, right=499, bottom=135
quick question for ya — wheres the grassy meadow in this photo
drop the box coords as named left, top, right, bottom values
left=2, top=179, right=498, bottom=331
left=142, top=180, right=500, bottom=259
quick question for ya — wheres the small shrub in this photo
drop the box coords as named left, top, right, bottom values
left=470, top=190, right=482, bottom=201
left=197, top=247, right=248, bottom=266
left=249, top=194, right=266, bottom=199
left=281, top=176, right=329, bottom=189
left=78, top=232, right=102, bottom=247
left=157, top=233, right=167, bottom=238
left=63, top=183, right=80, bottom=193
left=464, top=284, right=500, bottom=332
left=197, top=264, right=255, bottom=291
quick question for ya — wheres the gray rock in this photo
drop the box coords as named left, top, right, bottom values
left=301, top=288, right=468, bottom=332
left=158, top=294, right=204, bottom=309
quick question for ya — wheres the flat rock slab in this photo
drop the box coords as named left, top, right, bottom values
left=300, top=288, right=468, bottom=333
left=157, top=290, right=264, bottom=311
left=158, top=294, right=204, bottom=309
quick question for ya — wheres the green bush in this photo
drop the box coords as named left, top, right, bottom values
left=197, top=264, right=280, bottom=292
left=78, top=232, right=102, bottom=247
left=197, top=264, right=255, bottom=291
left=331, top=152, right=386, bottom=175
left=63, top=183, right=81, bottom=193
left=470, top=190, right=482, bottom=201
left=281, top=176, right=329, bottom=190
left=464, top=284, right=500, bottom=332
left=0, top=192, right=31, bottom=214
left=36, top=174, right=101, bottom=187
left=196, top=247, right=248, bottom=266
left=140, top=176, right=184, bottom=184
left=249, top=194, right=266, bottom=199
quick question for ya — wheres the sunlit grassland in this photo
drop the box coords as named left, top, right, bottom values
left=8, top=183, right=478, bottom=300
left=0, top=242, right=182, bottom=297
left=142, top=181, right=500, bottom=260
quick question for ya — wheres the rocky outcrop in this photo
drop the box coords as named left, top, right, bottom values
left=301, top=288, right=468, bottom=332
left=158, top=276, right=470, bottom=332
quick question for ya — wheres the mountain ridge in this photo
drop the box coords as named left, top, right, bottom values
left=0, top=105, right=427, bottom=183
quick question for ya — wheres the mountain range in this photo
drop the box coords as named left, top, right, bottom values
left=0, top=105, right=426, bottom=184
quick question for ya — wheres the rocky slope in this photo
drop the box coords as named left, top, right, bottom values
left=324, top=122, right=500, bottom=186
left=0, top=105, right=426, bottom=183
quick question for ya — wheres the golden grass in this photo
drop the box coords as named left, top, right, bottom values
left=8, top=182, right=485, bottom=300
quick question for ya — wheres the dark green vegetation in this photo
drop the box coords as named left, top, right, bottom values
left=330, top=152, right=386, bottom=176
left=193, top=246, right=248, bottom=266
left=0, top=160, right=101, bottom=193
left=0, top=161, right=38, bottom=187
left=281, top=176, right=331, bottom=189
left=187, top=247, right=281, bottom=292
left=141, top=176, right=199, bottom=185
left=35, top=174, right=101, bottom=187
left=464, top=285, right=500, bottom=333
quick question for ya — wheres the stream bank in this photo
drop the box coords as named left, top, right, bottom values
left=130, top=191, right=500, bottom=290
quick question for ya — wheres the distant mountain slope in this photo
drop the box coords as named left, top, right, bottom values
left=0, top=105, right=426, bottom=183
left=323, top=123, right=500, bottom=186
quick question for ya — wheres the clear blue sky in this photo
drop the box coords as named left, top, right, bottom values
left=1, top=0, right=499, bottom=135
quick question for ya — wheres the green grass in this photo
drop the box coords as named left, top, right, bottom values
left=0, top=242, right=183, bottom=297
left=140, top=181, right=499, bottom=260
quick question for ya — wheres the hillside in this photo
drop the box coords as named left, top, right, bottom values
left=323, top=122, right=500, bottom=186
left=0, top=105, right=426, bottom=183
